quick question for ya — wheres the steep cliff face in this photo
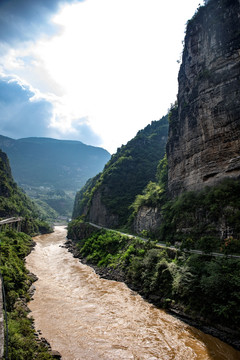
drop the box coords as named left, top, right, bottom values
left=88, top=189, right=119, bottom=227
left=134, top=206, right=161, bottom=234
left=167, top=0, right=240, bottom=197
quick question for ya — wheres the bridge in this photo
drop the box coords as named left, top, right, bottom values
left=0, top=217, right=23, bottom=232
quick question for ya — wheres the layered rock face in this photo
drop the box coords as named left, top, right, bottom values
left=88, top=189, right=119, bottom=228
left=167, top=0, right=240, bottom=197
left=134, top=206, right=161, bottom=234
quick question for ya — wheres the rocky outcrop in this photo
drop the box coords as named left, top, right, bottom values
left=167, top=0, right=240, bottom=197
left=88, top=189, right=119, bottom=227
left=134, top=206, right=161, bottom=234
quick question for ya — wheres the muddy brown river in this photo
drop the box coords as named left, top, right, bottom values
left=26, top=226, right=240, bottom=360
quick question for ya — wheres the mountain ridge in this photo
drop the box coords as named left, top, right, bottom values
left=73, top=116, right=169, bottom=227
left=0, top=134, right=111, bottom=218
left=0, top=134, right=110, bottom=191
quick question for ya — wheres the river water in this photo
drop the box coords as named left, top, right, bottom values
left=26, top=226, right=240, bottom=360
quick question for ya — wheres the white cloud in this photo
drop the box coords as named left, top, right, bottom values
left=0, top=0, right=204, bottom=153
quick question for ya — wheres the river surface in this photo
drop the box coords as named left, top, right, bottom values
left=26, top=226, right=240, bottom=360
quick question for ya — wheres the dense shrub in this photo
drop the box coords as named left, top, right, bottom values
left=69, top=225, right=240, bottom=331
left=156, top=178, right=240, bottom=253
left=0, top=230, right=54, bottom=359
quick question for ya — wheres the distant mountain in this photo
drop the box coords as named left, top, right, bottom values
left=73, top=116, right=169, bottom=227
left=0, top=136, right=111, bottom=192
left=0, top=135, right=110, bottom=219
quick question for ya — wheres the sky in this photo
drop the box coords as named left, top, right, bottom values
left=0, top=0, right=204, bottom=154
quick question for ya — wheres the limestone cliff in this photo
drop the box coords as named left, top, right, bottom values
left=88, top=189, right=119, bottom=227
left=134, top=206, right=161, bottom=234
left=167, top=0, right=240, bottom=197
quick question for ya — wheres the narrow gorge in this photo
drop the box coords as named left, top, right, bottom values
left=1, top=0, right=240, bottom=359
left=69, top=0, right=240, bottom=353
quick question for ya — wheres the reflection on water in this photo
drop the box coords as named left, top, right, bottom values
left=26, top=226, right=240, bottom=360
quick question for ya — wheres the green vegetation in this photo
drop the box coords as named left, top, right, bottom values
left=72, top=174, right=100, bottom=219
left=73, top=116, right=169, bottom=226
left=0, top=230, right=54, bottom=359
left=131, top=181, right=165, bottom=210
left=0, top=150, right=38, bottom=219
left=69, top=225, right=240, bottom=332
left=41, top=188, right=73, bottom=218
left=0, top=150, right=53, bottom=358
left=78, top=230, right=129, bottom=267
left=158, top=178, right=240, bottom=253
left=27, top=186, right=75, bottom=221
left=130, top=141, right=240, bottom=253
left=131, top=154, right=168, bottom=216
left=33, top=198, right=59, bottom=222
left=0, top=149, right=52, bottom=235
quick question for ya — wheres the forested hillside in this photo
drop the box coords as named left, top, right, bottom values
left=0, top=149, right=51, bottom=234
left=72, top=116, right=169, bottom=227
left=0, top=149, right=54, bottom=358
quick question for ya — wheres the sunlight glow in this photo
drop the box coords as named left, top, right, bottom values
left=1, top=0, right=204, bottom=152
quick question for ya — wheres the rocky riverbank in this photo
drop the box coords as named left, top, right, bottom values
left=63, top=238, right=126, bottom=283
left=64, top=237, right=240, bottom=351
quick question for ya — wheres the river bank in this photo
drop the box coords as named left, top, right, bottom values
left=25, top=226, right=240, bottom=360
left=64, top=237, right=240, bottom=351
left=0, top=229, right=61, bottom=359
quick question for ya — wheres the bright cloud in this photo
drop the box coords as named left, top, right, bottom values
left=0, top=0, right=204, bottom=153
left=0, top=75, right=52, bottom=139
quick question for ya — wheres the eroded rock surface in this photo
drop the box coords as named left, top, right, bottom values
left=134, top=206, right=161, bottom=234
left=88, top=189, right=119, bottom=228
left=167, top=0, right=240, bottom=197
